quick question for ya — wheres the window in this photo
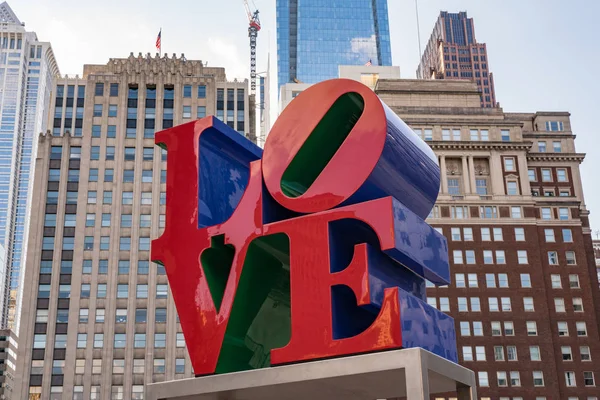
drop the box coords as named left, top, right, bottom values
left=439, top=297, right=450, bottom=312
left=92, top=359, right=102, bottom=374
left=470, top=297, right=480, bottom=311
left=501, top=129, right=510, bottom=141
left=97, top=284, right=107, bottom=298
left=538, top=141, right=547, bottom=152
left=114, top=333, right=126, bottom=348
left=483, top=250, right=493, bottom=264
left=476, top=179, right=488, bottom=195
left=502, top=297, right=512, bottom=311
left=548, top=251, right=559, bottom=265
left=137, top=284, right=148, bottom=298
left=81, top=284, right=91, bottom=298
left=533, top=371, right=545, bottom=387
left=79, top=308, right=89, bottom=323
left=113, top=359, right=125, bottom=374
left=527, top=321, right=538, bottom=336
left=463, top=227, right=473, bottom=241
left=504, top=157, right=515, bottom=171
left=520, top=274, right=531, bottom=288
left=555, top=298, right=566, bottom=312
left=447, top=178, right=460, bottom=195
left=546, top=121, right=564, bottom=131
left=117, top=284, right=128, bottom=298
left=90, top=146, right=100, bottom=160
left=94, top=333, right=104, bottom=348
left=510, top=371, right=521, bottom=386
left=458, top=297, right=468, bottom=311
left=551, top=275, right=562, bottom=288
left=120, top=237, right=131, bottom=251
left=142, top=170, right=152, bottom=183
left=565, top=371, right=576, bottom=387
left=562, top=346, right=573, bottom=361
left=183, top=85, right=192, bottom=97
left=480, top=206, right=497, bottom=219
left=455, top=274, right=465, bottom=288
left=110, top=83, right=119, bottom=96
left=77, top=333, right=87, bottom=348
left=530, top=346, right=541, bottom=361
left=557, top=168, right=568, bottom=182
left=481, top=227, right=491, bottom=241
left=514, top=227, right=525, bottom=241
left=517, top=250, right=528, bottom=264
left=154, top=308, right=168, bottom=324
left=562, top=229, right=573, bottom=242
left=107, top=125, right=116, bottom=137
left=453, top=250, right=463, bottom=264
left=496, top=250, right=506, bottom=264
left=103, top=189, right=113, bottom=204
left=460, top=321, right=470, bottom=336
left=566, top=251, right=577, bottom=265
left=489, top=298, right=499, bottom=312
left=498, top=274, right=508, bottom=288
left=462, top=346, right=473, bottom=361
left=86, top=213, right=96, bottom=227
left=584, top=371, right=595, bottom=387
left=134, top=333, right=146, bottom=348
left=116, top=309, right=127, bottom=323
left=133, top=359, right=145, bottom=374
left=573, top=298, right=584, bottom=312
left=93, top=104, right=103, bottom=117
left=511, top=206, right=522, bottom=218
left=183, top=105, right=192, bottom=118
left=486, top=274, right=496, bottom=288
left=559, top=208, right=569, bottom=220
left=558, top=321, right=569, bottom=336
left=541, top=169, right=552, bottom=182
left=581, top=346, right=591, bottom=361
left=157, top=284, right=168, bottom=298
left=528, top=169, right=536, bottom=182
left=139, top=237, right=150, bottom=250
left=545, top=229, right=555, bottom=242
left=497, top=371, right=507, bottom=386
left=465, top=250, right=475, bottom=264
left=75, top=359, right=85, bottom=374
left=494, top=346, right=504, bottom=361
left=569, top=274, right=580, bottom=289
left=473, top=321, right=483, bottom=336
left=104, top=168, right=114, bottom=182
left=132, top=386, right=144, bottom=399
left=95, top=82, right=104, bottom=96
left=175, top=358, right=186, bottom=374
left=451, top=206, right=468, bottom=219
left=451, top=227, right=461, bottom=241
left=478, top=372, right=489, bottom=387
left=155, top=333, right=166, bottom=348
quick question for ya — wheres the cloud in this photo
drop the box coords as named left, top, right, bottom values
left=350, top=34, right=377, bottom=58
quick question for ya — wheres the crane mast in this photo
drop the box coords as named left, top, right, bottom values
left=243, top=0, right=261, bottom=94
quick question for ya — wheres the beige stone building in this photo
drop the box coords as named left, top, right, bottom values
left=14, top=54, right=251, bottom=399
left=14, top=72, right=600, bottom=399
left=0, top=328, right=17, bottom=399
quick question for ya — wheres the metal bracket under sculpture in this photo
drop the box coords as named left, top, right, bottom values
left=151, top=78, right=457, bottom=376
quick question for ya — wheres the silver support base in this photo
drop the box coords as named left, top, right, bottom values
left=146, top=348, right=477, bottom=400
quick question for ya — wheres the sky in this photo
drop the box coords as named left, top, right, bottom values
left=13, top=0, right=600, bottom=233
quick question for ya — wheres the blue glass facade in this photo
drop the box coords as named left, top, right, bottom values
left=277, top=0, right=392, bottom=89
left=441, top=11, right=474, bottom=45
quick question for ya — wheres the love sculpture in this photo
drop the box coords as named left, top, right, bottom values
left=151, top=79, right=457, bottom=376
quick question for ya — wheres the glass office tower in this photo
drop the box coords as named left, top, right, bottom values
left=277, top=0, right=392, bottom=90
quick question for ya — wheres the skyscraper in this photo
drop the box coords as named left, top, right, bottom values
left=0, top=2, right=59, bottom=330
left=276, top=0, right=392, bottom=90
left=417, top=11, right=496, bottom=108
left=14, top=53, right=251, bottom=399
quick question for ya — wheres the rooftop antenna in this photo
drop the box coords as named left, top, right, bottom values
left=415, top=0, right=422, bottom=58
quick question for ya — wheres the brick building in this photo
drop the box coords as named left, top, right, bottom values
left=593, top=239, right=600, bottom=287
left=14, top=54, right=251, bottom=399
left=376, top=79, right=600, bottom=400
left=417, top=11, right=497, bottom=108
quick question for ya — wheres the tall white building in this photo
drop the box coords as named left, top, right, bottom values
left=0, top=2, right=59, bottom=331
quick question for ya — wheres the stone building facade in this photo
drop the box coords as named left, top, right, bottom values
left=14, top=54, right=251, bottom=399
left=377, top=79, right=600, bottom=400
left=0, top=328, right=17, bottom=399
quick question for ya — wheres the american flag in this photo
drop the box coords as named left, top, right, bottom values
left=156, top=29, right=162, bottom=52
left=365, top=59, right=372, bottom=66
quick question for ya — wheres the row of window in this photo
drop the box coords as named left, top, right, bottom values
left=528, top=167, right=569, bottom=182
left=48, top=189, right=165, bottom=206
left=430, top=205, right=571, bottom=220
left=449, top=226, right=573, bottom=242
left=36, top=307, right=173, bottom=325
left=413, top=128, right=511, bottom=142
left=34, top=331, right=179, bottom=350
left=39, top=283, right=168, bottom=300
left=44, top=212, right=165, bottom=229
left=40, top=259, right=163, bottom=275
left=457, top=320, right=589, bottom=337
left=93, top=82, right=207, bottom=99
left=42, top=235, right=156, bottom=252
left=476, top=370, right=593, bottom=388
left=430, top=272, right=580, bottom=290
left=433, top=295, right=584, bottom=313
left=462, top=344, right=591, bottom=363
left=90, top=103, right=210, bottom=121
left=450, top=249, right=577, bottom=265
left=51, top=145, right=167, bottom=162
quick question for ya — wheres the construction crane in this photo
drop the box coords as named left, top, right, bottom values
left=243, top=0, right=261, bottom=94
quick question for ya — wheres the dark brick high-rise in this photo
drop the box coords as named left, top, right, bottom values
left=417, top=11, right=497, bottom=108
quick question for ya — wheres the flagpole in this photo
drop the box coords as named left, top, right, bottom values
left=159, top=27, right=162, bottom=57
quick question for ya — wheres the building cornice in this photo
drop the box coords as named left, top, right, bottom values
left=523, top=133, right=575, bottom=139
left=401, top=116, right=523, bottom=126
left=527, top=153, right=586, bottom=163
